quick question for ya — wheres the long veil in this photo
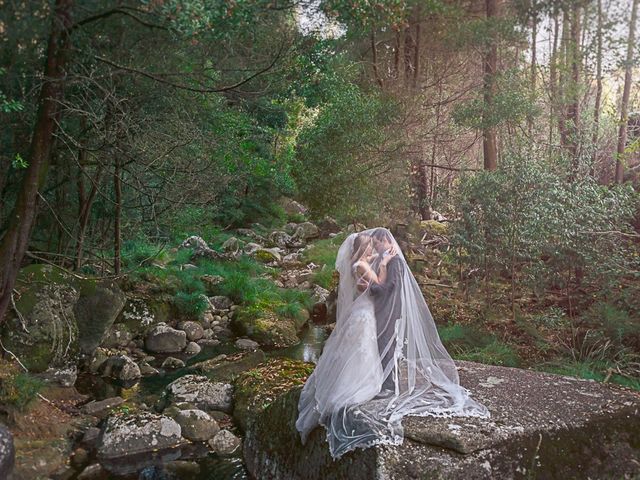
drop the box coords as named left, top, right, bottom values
left=296, top=227, right=490, bottom=459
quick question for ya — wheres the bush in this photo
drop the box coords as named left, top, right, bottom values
left=173, top=291, right=209, bottom=318
left=0, top=363, right=43, bottom=412
left=438, top=323, right=520, bottom=367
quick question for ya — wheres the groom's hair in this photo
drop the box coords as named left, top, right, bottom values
left=371, top=228, right=392, bottom=243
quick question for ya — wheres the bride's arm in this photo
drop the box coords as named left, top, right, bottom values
left=356, top=262, right=379, bottom=284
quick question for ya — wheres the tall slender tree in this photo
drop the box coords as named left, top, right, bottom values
left=615, top=0, right=639, bottom=184
left=0, top=0, right=74, bottom=323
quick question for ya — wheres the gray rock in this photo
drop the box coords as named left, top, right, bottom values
left=74, top=280, right=126, bottom=355
left=99, top=355, right=141, bottom=381
left=166, top=375, right=234, bottom=413
left=175, top=409, right=220, bottom=442
left=139, top=361, right=159, bottom=376
left=97, top=413, right=185, bottom=460
left=243, top=242, right=263, bottom=255
left=184, top=341, right=202, bottom=355
left=268, top=231, right=292, bottom=249
left=197, top=338, right=220, bottom=347
left=209, top=429, right=241, bottom=455
left=34, top=364, right=78, bottom=387
left=280, top=198, right=308, bottom=216
left=1, top=280, right=79, bottom=372
left=293, top=222, right=319, bottom=241
left=209, top=296, right=233, bottom=310
left=81, top=397, right=125, bottom=418
left=244, top=360, right=640, bottom=480
left=88, top=347, right=109, bottom=374
left=235, top=338, right=260, bottom=351
left=77, top=463, right=106, bottom=480
left=144, top=323, right=187, bottom=353
left=221, top=236, right=240, bottom=253
left=0, top=423, right=14, bottom=480
left=317, top=216, right=341, bottom=238
left=178, top=321, right=204, bottom=342
left=81, top=427, right=101, bottom=449
left=180, top=236, right=223, bottom=260
left=101, top=324, right=133, bottom=349
left=161, top=357, right=186, bottom=369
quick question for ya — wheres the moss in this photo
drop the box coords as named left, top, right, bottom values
left=420, top=220, right=449, bottom=236
left=233, top=358, right=314, bottom=432
left=255, top=250, right=278, bottom=263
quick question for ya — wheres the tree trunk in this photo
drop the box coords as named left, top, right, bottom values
left=528, top=0, right=537, bottom=136
left=549, top=5, right=560, bottom=152
left=75, top=161, right=102, bottom=271
left=566, top=1, right=581, bottom=171
left=114, top=157, right=122, bottom=275
left=615, top=0, right=639, bottom=184
left=413, top=9, right=421, bottom=89
left=483, top=0, right=498, bottom=171
left=370, top=31, right=383, bottom=87
left=404, top=22, right=415, bottom=87
left=0, top=0, right=73, bottom=323
left=591, top=0, right=603, bottom=177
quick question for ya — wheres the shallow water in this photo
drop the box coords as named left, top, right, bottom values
left=76, top=323, right=330, bottom=479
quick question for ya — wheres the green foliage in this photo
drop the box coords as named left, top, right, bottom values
left=582, top=302, right=640, bottom=350
left=452, top=69, right=539, bottom=130
left=122, top=239, right=169, bottom=268
left=452, top=146, right=640, bottom=298
left=294, top=81, right=401, bottom=219
left=438, top=323, right=520, bottom=367
left=173, top=291, right=209, bottom=318
left=302, top=233, right=346, bottom=289
left=0, top=366, right=44, bottom=412
left=537, top=359, right=640, bottom=391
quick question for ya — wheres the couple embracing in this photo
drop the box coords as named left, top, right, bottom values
left=296, top=227, right=490, bottom=459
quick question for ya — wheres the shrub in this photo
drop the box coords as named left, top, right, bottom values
left=0, top=364, right=43, bottom=412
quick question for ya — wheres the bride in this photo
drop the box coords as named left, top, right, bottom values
left=295, top=227, right=490, bottom=459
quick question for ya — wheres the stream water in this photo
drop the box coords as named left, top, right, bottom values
left=74, top=324, right=329, bottom=479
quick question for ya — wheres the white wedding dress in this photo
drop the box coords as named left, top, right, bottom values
left=296, top=228, right=490, bottom=460
left=295, top=262, right=383, bottom=450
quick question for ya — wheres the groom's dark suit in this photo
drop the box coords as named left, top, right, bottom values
left=369, top=254, right=404, bottom=391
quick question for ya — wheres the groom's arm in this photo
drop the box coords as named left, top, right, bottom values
left=369, top=256, right=402, bottom=297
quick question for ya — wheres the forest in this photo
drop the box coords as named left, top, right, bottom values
left=1, top=0, right=639, bottom=478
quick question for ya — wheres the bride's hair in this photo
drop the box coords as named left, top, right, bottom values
left=351, top=233, right=372, bottom=263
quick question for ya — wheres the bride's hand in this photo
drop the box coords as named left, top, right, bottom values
left=381, top=246, right=398, bottom=266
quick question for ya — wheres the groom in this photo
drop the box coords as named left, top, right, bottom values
left=369, top=228, right=404, bottom=392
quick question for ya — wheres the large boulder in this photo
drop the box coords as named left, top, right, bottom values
left=209, top=429, right=241, bottom=455
left=97, top=413, right=186, bottom=461
left=166, top=375, right=234, bottom=413
left=2, top=276, right=80, bottom=372
left=177, top=321, right=204, bottom=342
left=232, top=310, right=302, bottom=348
left=144, top=323, right=187, bottom=353
left=99, top=354, right=141, bottom=382
left=174, top=409, right=219, bottom=442
left=293, top=222, right=319, bottom=241
left=233, top=358, right=314, bottom=432
left=189, top=350, right=266, bottom=382
left=2, top=265, right=127, bottom=371
left=243, top=360, right=640, bottom=480
left=0, top=423, right=14, bottom=480
left=74, top=279, right=126, bottom=354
